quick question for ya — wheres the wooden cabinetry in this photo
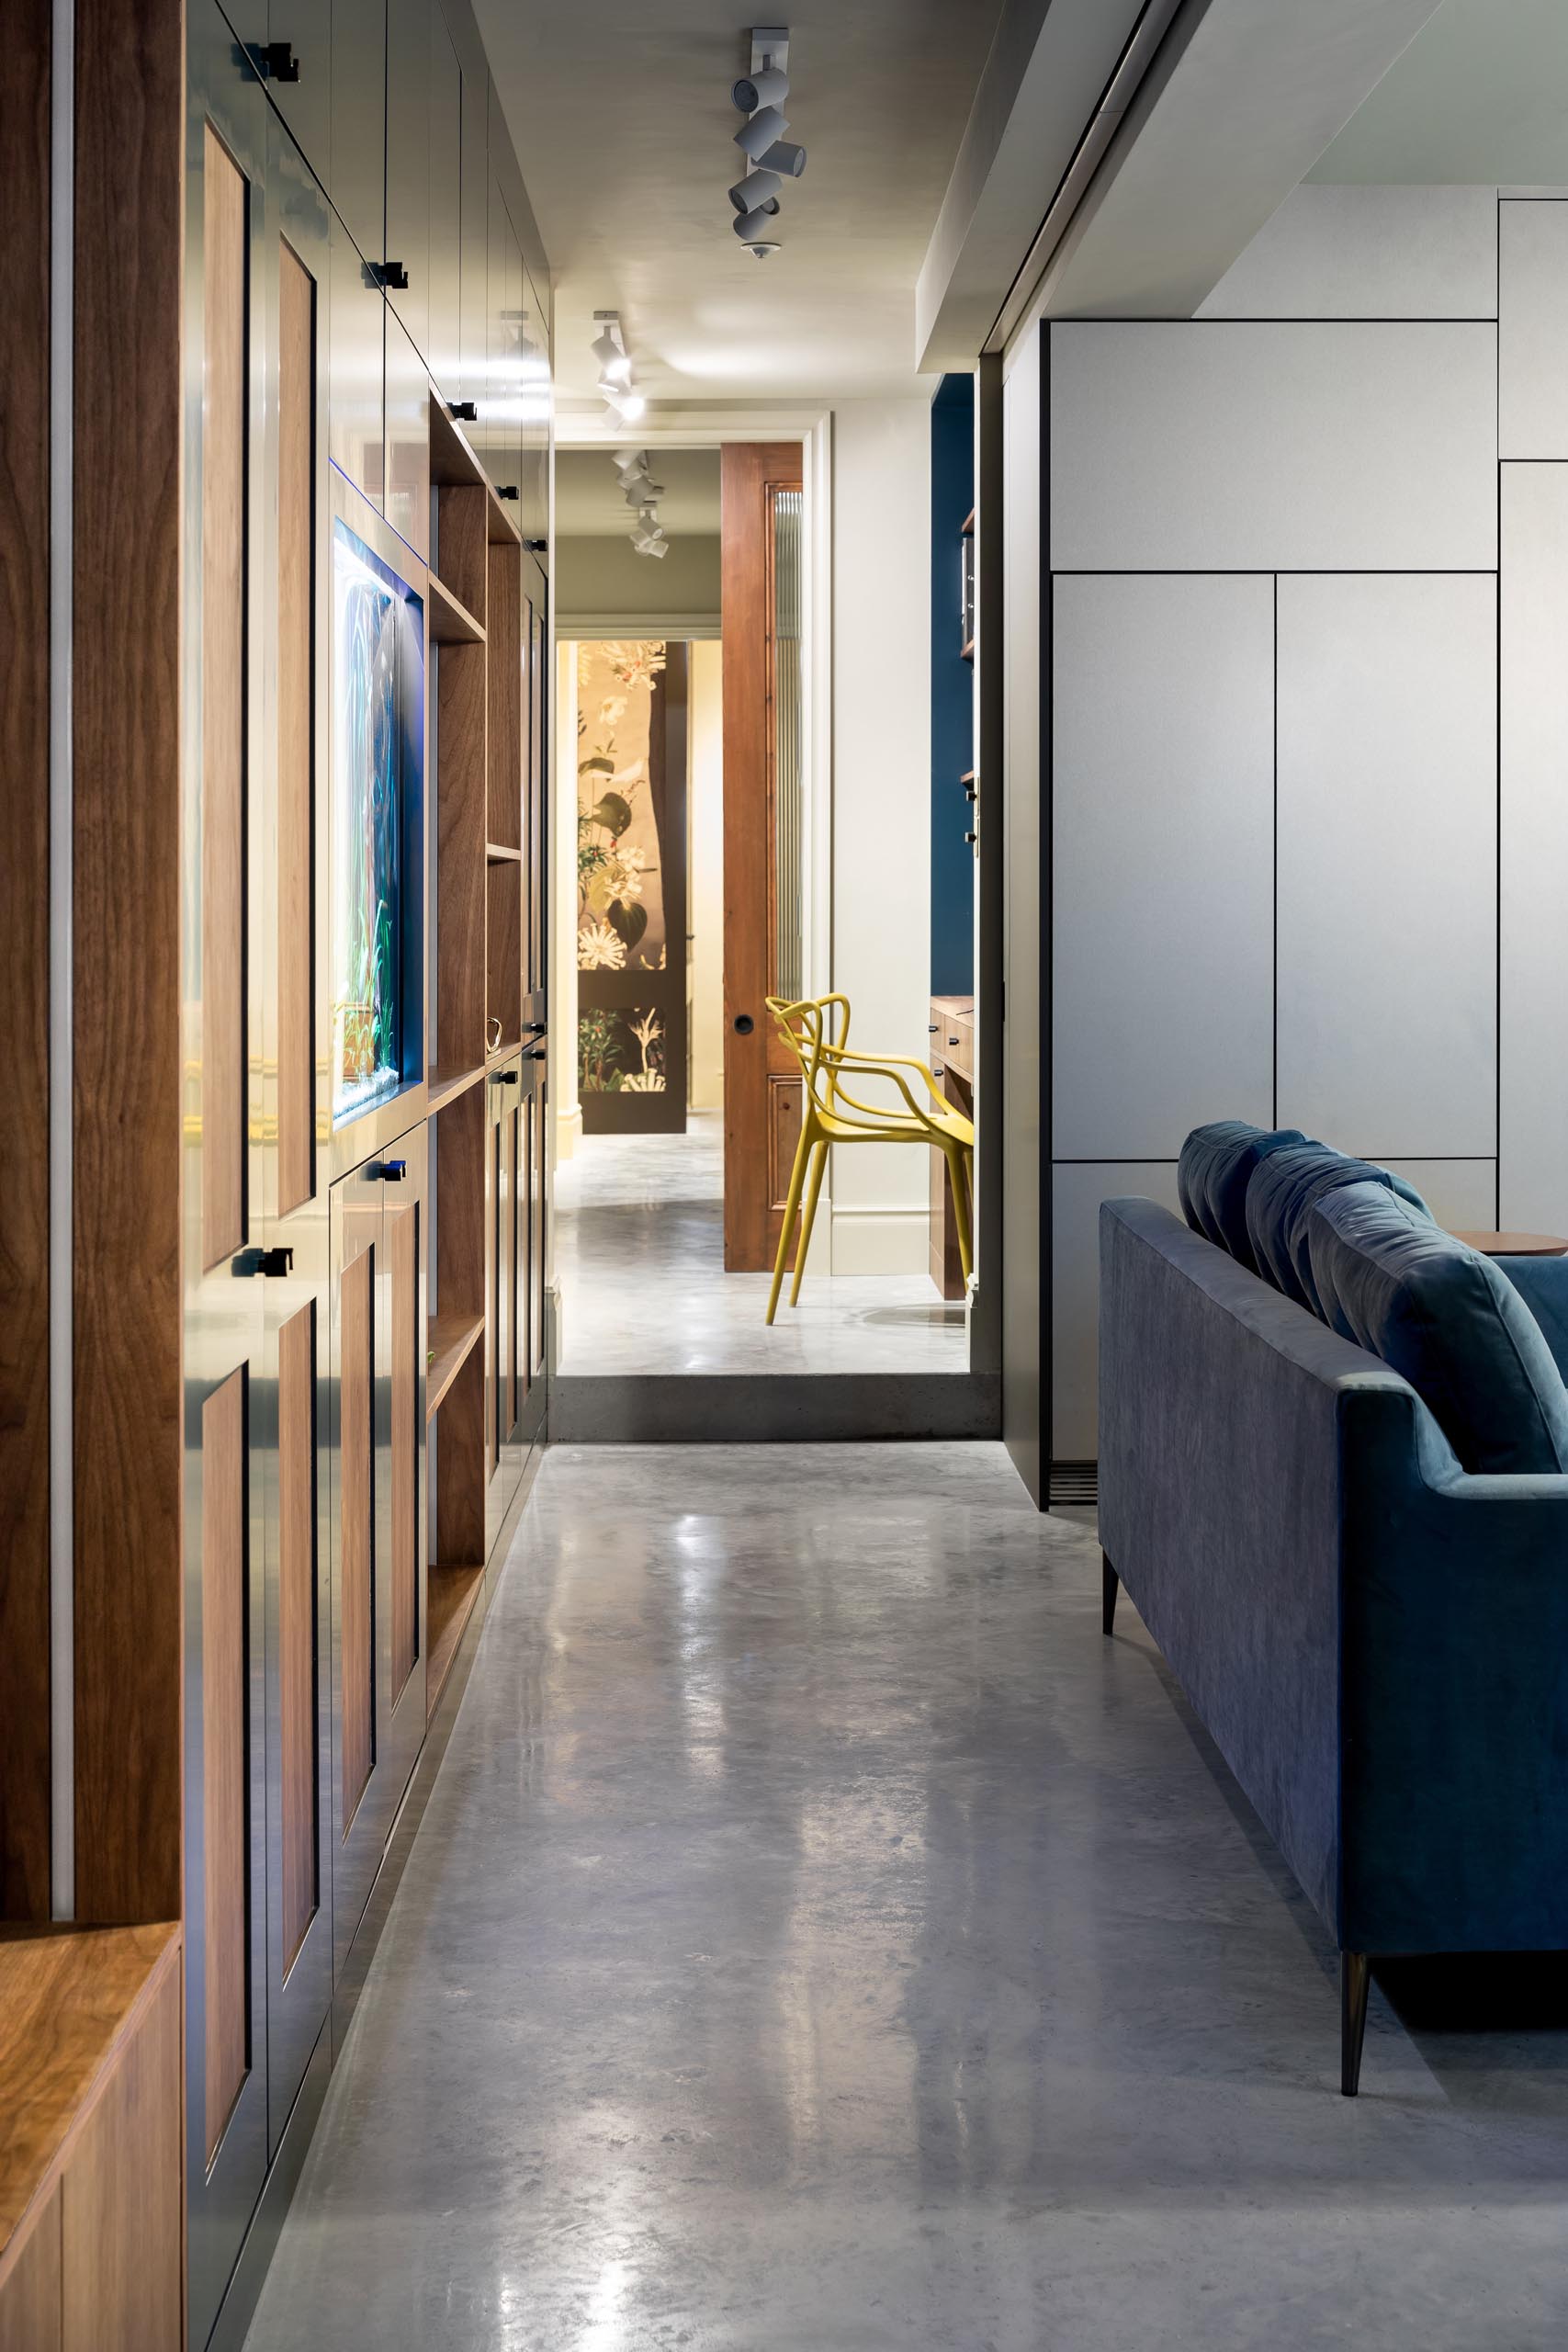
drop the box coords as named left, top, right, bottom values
left=0, top=1928, right=182, bottom=2352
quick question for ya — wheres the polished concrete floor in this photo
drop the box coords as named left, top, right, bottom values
left=244, top=1444, right=1568, bottom=2351
left=554, top=1116, right=969, bottom=1375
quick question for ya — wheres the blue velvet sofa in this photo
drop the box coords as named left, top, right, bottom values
left=1098, top=1129, right=1568, bottom=2094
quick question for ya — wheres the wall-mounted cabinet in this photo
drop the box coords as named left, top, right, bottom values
left=176, top=23, right=551, bottom=2342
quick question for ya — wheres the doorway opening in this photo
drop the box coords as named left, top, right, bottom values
left=549, top=426, right=984, bottom=1413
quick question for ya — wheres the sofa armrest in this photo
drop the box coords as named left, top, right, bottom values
left=1339, top=1398, right=1568, bottom=1954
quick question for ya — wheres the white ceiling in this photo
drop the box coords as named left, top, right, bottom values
left=472, top=0, right=1006, bottom=412
left=556, top=447, right=722, bottom=537
left=1310, top=0, right=1568, bottom=185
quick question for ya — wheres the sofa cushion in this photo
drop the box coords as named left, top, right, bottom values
left=1247, top=1143, right=1428, bottom=1314
left=1178, top=1121, right=1306, bottom=1269
left=1306, top=1181, right=1568, bottom=1475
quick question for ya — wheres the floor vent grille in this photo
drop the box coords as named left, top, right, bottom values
left=1050, top=1461, right=1098, bottom=1508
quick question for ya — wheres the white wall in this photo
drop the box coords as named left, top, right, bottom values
left=829, top=399, right=932, bottom=1274
left=556, top=533, right=722, bottom=638
left=687, top=639, right=724, bottom=1112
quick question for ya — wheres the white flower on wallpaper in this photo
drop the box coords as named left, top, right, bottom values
left=577, top=919, right=627, bottom=970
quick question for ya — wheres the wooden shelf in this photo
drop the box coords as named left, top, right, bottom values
left=425, top=1313, right=485, bottom=1422
left=0, top=1924, right=179, bottom=2261
left=960, top=638, right=975, bottom=663
left=426, top=1564, right=484, bottom=1722
left=486, top=842, right=522, bottom=864
left=960, top=507, right=976, bottom=536
left=426, top=1063, right=487, bottom=1114
left=429, top=571, right=485, bottom=647
left=429, top=397, right=488, bottom=490
left=487, top=494, right=522, bottom=547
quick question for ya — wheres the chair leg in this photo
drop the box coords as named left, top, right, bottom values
left=766, top=1127, right=813, bottom=1326
left=1341, top=1951, right=1371, bottom=2096
left=945, top=1147, right=974, bottom=1286
left=1101, top=1553, right=1119, bottom=1635
left=789, top=1141, right=829, bottom=1306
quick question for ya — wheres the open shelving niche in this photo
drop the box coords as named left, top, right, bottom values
left=425, top=393, right=529, bottom=1721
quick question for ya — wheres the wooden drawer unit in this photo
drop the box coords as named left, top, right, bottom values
left=0, top=1927, right=182, bottom=2352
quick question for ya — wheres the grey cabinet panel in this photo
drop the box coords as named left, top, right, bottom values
left=1374, top=1160, right=1497, bottom=1232
left=385, top=0, right=430, bottom=364
left=1051, top=1161, right=1184, bottom=1464
left=486, top=161, right=524, bottom=499
left=1500, top=201, right=1568, bottom=459
left=330, top=0, right=386, bottom=269
left=1500, top=466, right=1568, bottom=1233
left=1197, top=186, right=1497, bottom=322
left=1052, top=574, right=1274, bottom=1160
left=1001, top=330, right=1043, bottom=1500
left=1276, top=574, right=1496, bottom=1158
left=427, top=6, right=462, bottom=402
left=459, top=62, right=488, bottom=428
left=328, top=206, right=383, bottom=510
left=384, top=311, right=430, bottom=560
left=1050, top=322, right=1496, bottom=571
left=264, top=2, right=332, bottom=183
left=520, top=266, right=550, bottom=554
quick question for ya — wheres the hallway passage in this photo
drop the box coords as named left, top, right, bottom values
left=244, top=1445, right=1568, bottom=2351
left=555, top=1117, right=968, bottom=1376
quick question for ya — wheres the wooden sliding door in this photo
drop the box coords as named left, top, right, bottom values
left=721, top=443, right=805, bottom=1268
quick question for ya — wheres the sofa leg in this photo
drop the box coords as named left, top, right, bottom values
left=1341, top=1951, right=1371, bottom=2096
left=1101, top=1553, right=1119, bottom=1636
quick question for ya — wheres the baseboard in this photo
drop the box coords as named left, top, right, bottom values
left=550, top=1371, right=1000, bottom=1443
left=829, top=1204, right=931, bottom=1276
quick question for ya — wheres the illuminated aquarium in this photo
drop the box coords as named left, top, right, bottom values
left=331, top=520, right=424, bottom=1126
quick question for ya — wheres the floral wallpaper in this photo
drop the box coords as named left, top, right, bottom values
left=576, top=640, right=669, bottom=977
left=578, top=1005, right=666, bottom=1095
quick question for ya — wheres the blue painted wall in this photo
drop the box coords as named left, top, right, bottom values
left=931, top=374, right=975, bottom=996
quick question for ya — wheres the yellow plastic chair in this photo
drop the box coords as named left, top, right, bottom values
left=764, top=993, right=975, bottom=1325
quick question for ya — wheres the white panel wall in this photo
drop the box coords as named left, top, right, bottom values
left=1500, top=466, right=1568, bottom=1232
left=1052, top=575, right=1274, bottom=1159
left=1198, top=186, right=1497, bottom=321
left=1377, top=1160, right=1498, bottom=1232
left=1275, top=573, right=1496, bottom=1157
left=1499, top=201, right=1568, bottom=459
left=830, top=399, right=932, bottom=1273
left=1050, top=322, right=1496, bottom=571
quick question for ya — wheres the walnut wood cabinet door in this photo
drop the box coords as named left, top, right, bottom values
left=329, top=1130, right=429, bottom=1986
left=261, top=108, right=335, bottom=2161
left=183, top=17, right=272, bottom=2344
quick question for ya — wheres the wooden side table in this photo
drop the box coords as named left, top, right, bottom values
left=1451, top=1230, right=1568, bottom=1257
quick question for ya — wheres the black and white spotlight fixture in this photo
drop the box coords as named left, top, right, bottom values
left=728, top=27, right=805, bottom=257
left=609, top=447, right=670, bottom=560
left=592, top=310, right=646, bottom=423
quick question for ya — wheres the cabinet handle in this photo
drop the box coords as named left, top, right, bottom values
left=371, top=261, right=409, bottom=292
left=928, top=1022, right=939, bottom=1035
left=948, top=1035, right=959, bottom=1046
left=448, top=400, right=478, bottom=422
left=368, top=1159, right=407, bottom=1182
left=525, top=1047, right=547, bottom=1062
left=497, top=485, right=520, bottom=502
left=259, top=40, right=299, bottom=82
left=234, top=1245, right=294, bottom=1278
left=495, top=1070, right=520, bottom=1086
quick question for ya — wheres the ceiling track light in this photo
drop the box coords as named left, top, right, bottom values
left=727, top=27, right=803, bottom=254
left=608, top=447, right=671, bottom=560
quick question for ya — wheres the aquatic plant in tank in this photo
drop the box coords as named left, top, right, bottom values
left=332, top=520, right=423, bottom=1125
